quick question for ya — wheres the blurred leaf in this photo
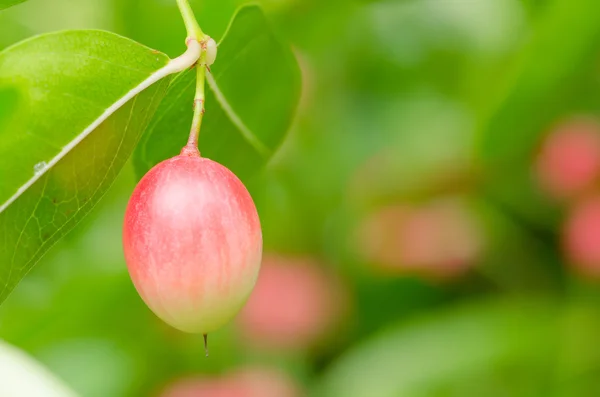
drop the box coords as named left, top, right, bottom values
left=0, top=30, right=171, bottom=303
left=316, top=299, right=559, bottom=397
left=38, top=339, right=135, bottom=397
left=479, top=0, right=600, bottom=163
left=477, top=0, right=600, bottom=226
left=134, top=4, right=301, bottom=182
left=0, top=0, right=26, bottom=11
left=0, top=340, right=76, bottom=397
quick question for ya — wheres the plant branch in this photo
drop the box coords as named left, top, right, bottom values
left=176, top=0, right=204, bottom=40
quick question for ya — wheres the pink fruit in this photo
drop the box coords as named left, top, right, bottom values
left=535, top=118, right=600, bottom=200
left=123, top=150, right=262, bottom=334
left=229, top=368, right=302, bottom=397
left=159, top=367, right=301, bottom=397
left=357, top=199, right=483, bottom=278
left=563, top=195, right=600, bottom=277
left=159, top=378, right=242, bottom=397
left=238, top=255, right=345, bottom=350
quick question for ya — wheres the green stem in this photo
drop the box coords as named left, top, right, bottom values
left=187, top=62, right=206, bottom=149
left=176, top=0, right=204, bottom=40
left=176, top=0, right=210, bottom=155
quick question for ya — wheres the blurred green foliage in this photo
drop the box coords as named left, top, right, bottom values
left=3, top=0, right=600, bottom=396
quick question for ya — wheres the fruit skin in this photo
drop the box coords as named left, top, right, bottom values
left=356, top=198, right=483, bottom=279
left=238, top=255, right=347, bottom=350
left=159, top=367, right=301, bottom=397
left=123, top=153, right=262, bottom=333
left=535, top=118, right=600, bottom=200
left=563, top=195, right=600, bottom=277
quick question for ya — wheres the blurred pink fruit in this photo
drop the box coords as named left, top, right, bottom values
left=159, top=367, right=301, bottom=397
left=535, top=117, right=600, bottom=200
left=238, top=255, right=346, bottom=350
left=563, top=195, right=600, bottom=277
left=159, top=377, right=241, bottom=397
left=357, top=198, right=484, bottom=278
left=348, top=149, right=473, bottom=207
left=230, top=368, right=301, bottom=397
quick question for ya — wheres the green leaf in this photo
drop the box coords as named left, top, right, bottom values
left=0, top=0, right=26, bottom=11
left=0, top=30, right=172, bottom=303
left=476, top=0, right=600, bottom=226
left=479, top=0, right=600, bottom=164
left=316, top=299, right=560, bottom=397
left=134, top=4, right=301, bottom=182
left=0, top=84, right=20, bottom=127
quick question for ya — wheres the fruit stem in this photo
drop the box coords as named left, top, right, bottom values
left=176, top=0, right=204, bottom=41
left=176, top=0, right=211, bottom=156
left=186, top=54, right=206, bottom=151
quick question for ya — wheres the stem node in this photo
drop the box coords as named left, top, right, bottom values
left=177, top=0, right=208, bottom=152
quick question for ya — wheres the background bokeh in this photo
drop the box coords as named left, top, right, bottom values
left=3, top=0, right=600, bottom=396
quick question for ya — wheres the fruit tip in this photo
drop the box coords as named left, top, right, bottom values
left=203, top=334, right=209, bottom=357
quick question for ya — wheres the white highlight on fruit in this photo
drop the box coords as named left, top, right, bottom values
left=0, top=40, right=202, bottom=215
left=0, top=339, right=77, bottom=397
left=205, top=37, right=217, bottom=66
